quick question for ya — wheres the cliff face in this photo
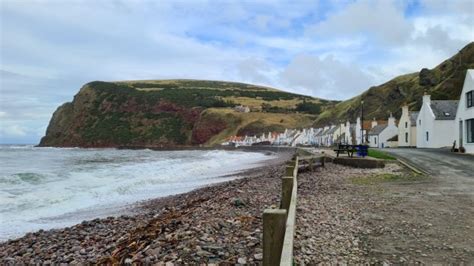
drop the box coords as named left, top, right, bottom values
left=314, top=42, right=474, bottom=125
left=39, top=80, right=330, bottom=147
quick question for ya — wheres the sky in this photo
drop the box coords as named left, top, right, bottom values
left=0, top=0, right=473, bottom=144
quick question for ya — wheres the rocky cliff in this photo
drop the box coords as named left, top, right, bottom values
left=39, top=80, right=333, bottom=147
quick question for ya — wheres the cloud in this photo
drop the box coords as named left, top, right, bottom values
left=0, top=124, right=27, bottom=137
left=237, top=58, right=273, bottom=84
left=305, top=0, right=413, bottom=46
left=0, top=0, right=472, bottom=143
left=279, top=54, right=374, bottom=99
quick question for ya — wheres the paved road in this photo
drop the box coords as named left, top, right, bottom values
left=385, top=148, right=474, bottom=196
left=384, top=148, right=473, bottom=178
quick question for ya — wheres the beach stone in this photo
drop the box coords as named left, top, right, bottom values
left=237, top=257, right=247, bottom=264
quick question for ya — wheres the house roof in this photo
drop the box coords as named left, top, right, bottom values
left=410, top=112, right=419, bottom=124
left=326, top=127, right=338, bottom=134
left=430, top=100, right=459, bottom=120
left=368, top=124, right=388, bottom=135
left=387, top=135, right=398, bottom=141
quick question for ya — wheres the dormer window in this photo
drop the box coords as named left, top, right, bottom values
left=444, top=112, right=450, bottom=116
left=467, top=91, right=473, bottom=108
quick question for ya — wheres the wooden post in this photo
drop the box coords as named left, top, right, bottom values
left=280, top=176, right=294, bottom=210
left=293, top=157, right=299, bottom=177
left=285, top=161, right=295, bottom=176
left=321, top=156, right=325, bottom=167
left=263, top=209, right=287, bottom=266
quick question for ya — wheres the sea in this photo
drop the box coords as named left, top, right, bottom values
left=0, top=145, right=276, bottom=241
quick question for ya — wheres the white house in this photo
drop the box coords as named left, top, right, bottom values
left=398, top=105, right=419, bottom=147
left=454, top=69, right=474, bottom=153
left=368, top=115, right=398, bottom=148
left=416, top=94, right=458, bottom=148
left=344, top=121, right=355, bottom=144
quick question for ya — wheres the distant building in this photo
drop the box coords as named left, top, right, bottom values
left=454, top=69, right=474, bottom=153
left=368, top=115, right=398, bottom=148
left=234, top=105, right=250, bottom=113
left=416, top=94, right=458, bottom=148
left=398, top=105, right=419, bottom=147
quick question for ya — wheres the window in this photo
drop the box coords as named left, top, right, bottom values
left=405, top=132, right=408, bottom=143
left=467, top=91, right=473, bottom=108
left=375, top=137, right=377, bottom=144
left=419, top=119, right=421, bottom=125
left=405, top=122, right=408, bottom=128
left=467, top=119, right=474, bottom=143
left=426, top=131, right=429, bottom=142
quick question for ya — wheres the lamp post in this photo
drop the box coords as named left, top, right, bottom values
left=361, top=100, right=364, bottom=144
left=339, top=121, right=342, bottom=145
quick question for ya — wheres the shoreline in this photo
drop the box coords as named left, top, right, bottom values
left=0, top=149, right=293, bottom=264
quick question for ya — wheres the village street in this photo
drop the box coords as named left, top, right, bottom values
left=385, top=148, right=474, bottom=196
left=294, top=148, right=474, bottom=263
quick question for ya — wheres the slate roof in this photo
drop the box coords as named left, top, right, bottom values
left=316, top=128, right=326, bottom=136
left=410, top=112, right=419, bottom=124
left=326, top=126, right=338, bottom=135
left=430, top=100, right=459, bottom=120
left=368, top=124, right=388, bottom=135
left=320, top=128, right=331, bottom=136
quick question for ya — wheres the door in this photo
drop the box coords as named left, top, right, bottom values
left=459, top=120, right=463, bottom=148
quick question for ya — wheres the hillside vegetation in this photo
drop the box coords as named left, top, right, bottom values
left=315, top=42, right=474, bottom=125
left=40, top=42, right=474, bottom=147
left=39, top=80, right=335, bottom=147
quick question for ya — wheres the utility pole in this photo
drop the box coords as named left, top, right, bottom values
left=361, top=100, right=364, bottom=144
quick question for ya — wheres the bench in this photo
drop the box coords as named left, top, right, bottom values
left=334, top=144, right=357, bottom=157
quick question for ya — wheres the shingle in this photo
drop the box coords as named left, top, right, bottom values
left=430, top=100, right=459, bottom=120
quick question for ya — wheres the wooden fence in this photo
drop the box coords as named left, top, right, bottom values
left=262, top=155, right=324, bottom=265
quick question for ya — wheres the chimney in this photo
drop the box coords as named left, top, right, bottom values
left=402, top=105, right=409, bottom=116
left=371, top=118, right=378, bottom=128
left=423, top=92, right=431, bottom=104
left=388, top=113, right=396, bottom=127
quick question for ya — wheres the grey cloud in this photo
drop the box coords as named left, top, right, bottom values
left=279, top=54, right=374, bottom=100
left=237, top=58, right=272, bottom=84
left=305, top=0, right=413, bottom=46
left=414, top=25, right=469, bottom=54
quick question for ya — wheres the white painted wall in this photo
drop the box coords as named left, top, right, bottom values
left=454, top=69, right=474, bottom=153
left=398, top=105, right=416, bottom=147
left=416, top=95, right=456, bottom=148
left=379, top=117, right=398, bottom=148
left=368, top=116, right=398, bottom=148
left=345, top=121, right=352, bottom=144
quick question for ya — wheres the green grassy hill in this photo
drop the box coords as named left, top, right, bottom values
left=39, top=80, right=336, bottom=147
left=315, top=42, right=474, bottom=125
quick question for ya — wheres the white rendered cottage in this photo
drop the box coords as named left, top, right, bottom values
left=454, top=69, right=474, bottom=153
left=368, top=115, right=398, bottom=148
left=398, top=105, right=419, bottom=147
left=416, top=94, right=458, bottom=148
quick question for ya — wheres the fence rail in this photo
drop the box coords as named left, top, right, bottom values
left=263, top=154, right=324, bottom=265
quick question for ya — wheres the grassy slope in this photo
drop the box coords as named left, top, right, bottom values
left=315, top=42, right=474, bottom=126
left=40, top=79, right=331, bottom=147
left=203, top=108, right=316, bottom=145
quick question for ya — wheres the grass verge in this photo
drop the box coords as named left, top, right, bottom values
left=368, top=149, right=396, bottom=160
left=351, top=173, right=427, bottom=185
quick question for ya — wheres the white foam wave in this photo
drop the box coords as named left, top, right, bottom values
left=0, top=148, right=275, bottom=241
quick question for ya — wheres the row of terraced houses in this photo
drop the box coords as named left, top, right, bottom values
left=224, top=70, right=474, bottom=154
